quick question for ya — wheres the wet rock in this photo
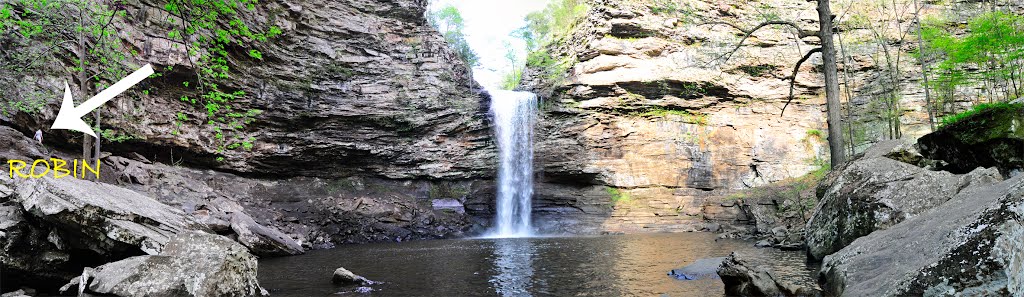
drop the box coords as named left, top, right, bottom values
left=332, top=267, right=371, bottom=286
left=819, top=175, right=1024, bottom=296
left=805, top=156, right=1002, bottom=261
left=717, top=252, right=804, bottom=296
left=60, top=231, right=267, bottom=297
left=230, top=212, right=304, bottom=257
left=918, top=104, right=1023, bottom=175
left=669, top=257, right=725, bottom=280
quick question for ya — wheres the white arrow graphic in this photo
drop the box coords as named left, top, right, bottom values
left=52, top=64, right=154, bottom=137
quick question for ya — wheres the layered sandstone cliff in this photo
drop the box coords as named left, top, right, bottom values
left=505, top=0, right=940, bottom=233
left=2, top=0, right=495, bottom=179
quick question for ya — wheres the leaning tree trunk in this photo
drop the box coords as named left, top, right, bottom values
left=817, top=0, right=847, bottom=166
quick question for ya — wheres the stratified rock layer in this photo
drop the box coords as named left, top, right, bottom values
left=2, top=0, right=494, bottom=180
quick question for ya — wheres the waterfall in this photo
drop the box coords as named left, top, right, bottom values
left=488, top=90, right=537, bottom=238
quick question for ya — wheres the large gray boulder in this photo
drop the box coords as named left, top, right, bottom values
left=230, top=212, right=304, bottom=257
left=0, top=174, right=203, bottom=291
left=805, top=156, right=1001, bottom=261
left=820, top=175, right=1024, bottom=296
left=717, top=252, right=808, bottom=296
left=62, top=231, right=267, bottom=297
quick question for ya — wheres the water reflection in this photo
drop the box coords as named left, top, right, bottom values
left=257, top=233, right=817, bottom=297
left=490, top=238, right=536, bottom=296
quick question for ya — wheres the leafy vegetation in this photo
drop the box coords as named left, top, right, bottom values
left=631, top=107, right=708, bottom=125
left=938, top=102, right=1023, bottom=128
left=502, top=0, right=587, bottom=89
left=605, top=187, right=631, bottom=203
left=162, top=0, right=279, bottom=158
left=923, top=11, right=1024, bottom=117
left=428, top=5, right=479, bottom=68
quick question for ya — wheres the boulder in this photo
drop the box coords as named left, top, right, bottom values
left=918, top=103, right=1024, bottom=175
left=805, top=157, right=1002, bottom=261
left=61, top=231, right=267, bottom=297
left=230, top=212, right=304, bottom=257
left=332, top=267, right=372, bottom=286
left=1, top=174, right=204, bottom=291
left=0, top=288, right=34, bottom=297
left=669, top=257, right=725, bottom=280
left=819, top=175, right=1024, bottom=296
left=717, top=252, right=805, bottom=296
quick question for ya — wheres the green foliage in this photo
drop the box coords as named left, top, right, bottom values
left=605, top=186, right=631, bottom=203
left=522, top=0, right=587, bottom=51
left=0, top=0, right=131, bottom=120
left=428, top=5, right=479, bottom=68
left=922, top=11, right=1024, bottom=106
left=163, top=0, right=279, bottom=157
left=806, top=129, right=824, bottom=139
left=631, top=107, right=708, bottom=125
left=501, top=68, right=523, bottom=90
left=101, top=128, right=139, bottom=143
left=735, top=64, right=778, bottom=77
left=507, top=0, right=586, bottom=87
left=939, top=102, right=1023, bottom=128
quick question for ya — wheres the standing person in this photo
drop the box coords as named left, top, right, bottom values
left=33, top=129, right=42, bottom=145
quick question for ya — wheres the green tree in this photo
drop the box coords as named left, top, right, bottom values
left=0, top=0, right=133, bottom=165
left=428, top=5, right=479, bottom=68
left=923, top=11, right=1024, bottom=117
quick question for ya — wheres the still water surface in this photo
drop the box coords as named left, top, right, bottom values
left=260, top=233, right=812, bottom=296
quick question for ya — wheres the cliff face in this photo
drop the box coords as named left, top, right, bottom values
left=0, top=0, right=494, bottom=250
left=3, top=0, right=496, bottom=179
left=509, top=0, right=938, bottom=233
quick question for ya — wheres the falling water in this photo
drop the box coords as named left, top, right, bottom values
left=488, top=90, right=538, bottom=238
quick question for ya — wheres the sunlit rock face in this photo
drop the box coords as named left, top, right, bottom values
left=2, top=0, right=496, bottom=180
left=515, top=0, right=944, bottom=233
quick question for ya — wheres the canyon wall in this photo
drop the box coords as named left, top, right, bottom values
left=2, top=0, right=495, bottom=179
left=0, top=0, right=495, bottom=248
left=504, top=0, right=948, bottom=233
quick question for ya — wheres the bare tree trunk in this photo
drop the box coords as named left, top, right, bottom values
left=913, top=0, right=935, bottom=131
left=78, top=6, right=92, bottom=168
left=93, top=109, right=100, bottom=161
left=818, top=0, right=847, bottom=166
left=838, top=31, right=857, bottom=155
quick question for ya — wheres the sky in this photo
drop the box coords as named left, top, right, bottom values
left=428, top=0, right=550, bottom=89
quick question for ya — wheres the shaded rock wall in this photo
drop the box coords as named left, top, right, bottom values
left=1, top=0, right=496, bottom=180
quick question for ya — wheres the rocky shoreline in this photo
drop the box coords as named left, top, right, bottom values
left=711, top=104, right=1024, bottom=295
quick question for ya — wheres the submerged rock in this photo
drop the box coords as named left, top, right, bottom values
left=668, top=257, right=725, bottom=280
left=805, top=156, right=1002, bottom=261
left=332, top=267, right=372, bottom=286
left=717, top=252, right=808, bottom=296
left=61, top=231, right=267, bottom=297
left=820, top=175, right=1024, bottom=296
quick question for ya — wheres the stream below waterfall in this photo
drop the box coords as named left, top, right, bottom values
left=259, top=233, right=816, bottom=296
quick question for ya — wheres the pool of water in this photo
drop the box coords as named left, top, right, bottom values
left=259, top=232, right=814, bottom=296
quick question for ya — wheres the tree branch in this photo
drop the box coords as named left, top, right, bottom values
left=700, top=20, right=820, bottom=64
left=782, top=47, right=823, bottom=116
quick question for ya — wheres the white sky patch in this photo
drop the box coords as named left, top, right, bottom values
left=428, top=0, right=550, bottom=89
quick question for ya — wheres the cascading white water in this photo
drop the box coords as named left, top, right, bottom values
left=488, top=90, right=538, bottom=238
